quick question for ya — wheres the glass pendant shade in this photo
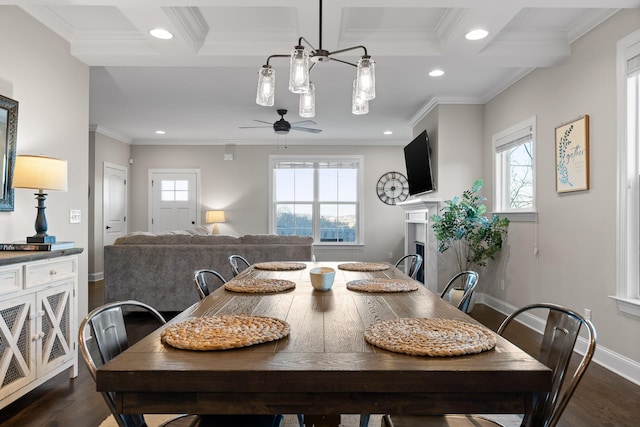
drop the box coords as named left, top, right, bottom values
left=256, top=65, right=275, bottom=106
left=356, top=56, right=376, bottom=101
left=289, top=46, right=310, bottom=94
left=299, top=82, right=316, bottom=117
left=352, top=80, right=369, bottom=115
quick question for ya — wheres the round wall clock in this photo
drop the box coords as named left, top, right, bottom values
left=376, top=171, right=410, bottom=205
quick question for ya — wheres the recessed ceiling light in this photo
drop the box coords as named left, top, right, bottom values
left=429, top=69, right=445, bottom=77
left=149, top=28, right=173, bottom=40
left=465, top=29, right=489, bottom=41
left=155, top=130, right=166, bottom=135
left=384, top=130, right=393, bottom=135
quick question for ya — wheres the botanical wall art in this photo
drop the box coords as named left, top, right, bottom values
left=555, top=115, right=589, bottom=193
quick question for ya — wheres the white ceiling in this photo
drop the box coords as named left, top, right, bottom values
left=15, top=0, right=640, bottom=145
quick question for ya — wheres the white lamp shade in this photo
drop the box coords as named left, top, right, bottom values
left=289, top=46, right=310, bottom=94
left=356, top=56, right=376, bottom=101
left=12, top=155, right=68, bottom=191
left=205, top=210, right=226, bottom=224
left=256, top=65, right=275, bottom=106
left=299, top=82, right=316, bottom=118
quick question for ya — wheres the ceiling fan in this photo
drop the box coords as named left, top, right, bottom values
left=239, top=109, right=322, bottom=134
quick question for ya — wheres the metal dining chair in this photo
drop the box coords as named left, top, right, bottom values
left=394, top=254, right=423, bottom=280
left=228, top=254, right=251, bottom=277
left=79, top=300, right=284, bottom=427
left=382, top=302, right=597, bottom=427
left=193, top=268, right=227, bottom=299
left=439, top=270, right=479, bottom=313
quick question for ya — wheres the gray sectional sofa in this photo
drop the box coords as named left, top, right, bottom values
left=104, top=228, right=314, bottom=311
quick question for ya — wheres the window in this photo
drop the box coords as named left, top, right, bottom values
left=160, top=180, right=189, bottom=201
left=270, top=155, right=363, bottom=245
left=615, top=29, right=640, bottom=315
left=493, top=117, right=536, bottom=218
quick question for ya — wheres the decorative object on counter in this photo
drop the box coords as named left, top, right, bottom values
left=12, top=155, right=68, bottom=243
left=160, top=314, right=291, bottom=351
left=205, top=209, right=226, bottom=234
left=338, top=262, right=389, bottom=272
left=347, top=278, right=418, bottom=293
left=225, top=278, right=296, bottom=293
left=253, top=261, right=306, bottom=271
left=431, top=180, right=509, bottom=272
left=0, top=241, right=74, bottom=251
left=365, top=318, right=496, bottom=357
left=309, top=266, right=335, bottom=291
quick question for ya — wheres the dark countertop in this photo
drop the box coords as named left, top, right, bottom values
left=0, top=248, right=84, bottom=266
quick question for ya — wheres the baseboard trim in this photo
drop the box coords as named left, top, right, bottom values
left=88, top=272, right=104, bottom=282
left=477, top=293, right=640, bottom=387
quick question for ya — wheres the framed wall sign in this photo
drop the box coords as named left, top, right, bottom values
left=555, top=115, right=589, bottom=193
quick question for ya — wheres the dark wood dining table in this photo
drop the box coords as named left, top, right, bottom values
left=97, top=261, right=551, bottom=426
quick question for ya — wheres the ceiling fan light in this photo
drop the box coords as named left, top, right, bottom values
left=299, top=82, right=316, bottom=118
left=256, top=65, right=275, bottom=106
left=352, top=80, right=369, bottom=115
left=356, top=55, right=376, bottom=101
left=289, top=46, right=310, bottom=94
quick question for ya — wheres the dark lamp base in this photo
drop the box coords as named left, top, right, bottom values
left=27, top=235, right=56, bottom=244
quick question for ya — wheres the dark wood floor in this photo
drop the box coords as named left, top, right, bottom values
left=1, top=281, right=639, bottom=427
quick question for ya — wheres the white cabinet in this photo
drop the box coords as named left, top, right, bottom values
left=0, top=252, right=79, bottom=409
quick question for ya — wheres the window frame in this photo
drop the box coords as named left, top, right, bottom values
left=268, top=154, right=365, bottom=246
left=613, top=28, right=640, bottom=316
left=492, top=116, right=537, bottom=222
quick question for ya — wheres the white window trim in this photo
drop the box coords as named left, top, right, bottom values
left=613, top=28, right=640, bottom=315
left=268, top=154, right=365, bottom=246
left=492, top=116, right=537, bottom=221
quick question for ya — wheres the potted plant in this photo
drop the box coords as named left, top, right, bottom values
left=430, top=180, right=509, bottom=303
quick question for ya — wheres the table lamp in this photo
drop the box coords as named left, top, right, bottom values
left=12, top=154, right=68, bottom=243
left=206, top=210, right=226, bottom=234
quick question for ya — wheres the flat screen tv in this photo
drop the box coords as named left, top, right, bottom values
left=403, top=130, right=435, bottom=195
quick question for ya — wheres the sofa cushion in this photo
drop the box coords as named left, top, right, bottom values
left=240, top=234, right=314, bottom=245
left=191, top=235, right=241, bottom=245
left=114, top=232, right=193, bottom=245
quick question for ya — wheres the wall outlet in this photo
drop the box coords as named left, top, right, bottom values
left=70, top=209, right=81, bottom=224
left=584, top=308, right=592, bottom=320
left=388, top=252, right=393, bottom=259
left=500, top=279, right=505, bottom=291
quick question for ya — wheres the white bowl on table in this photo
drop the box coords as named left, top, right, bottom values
left=309, top=267, right=335, bottom=291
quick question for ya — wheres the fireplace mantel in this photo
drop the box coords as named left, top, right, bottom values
left=397, top=198, right=441, bottom=293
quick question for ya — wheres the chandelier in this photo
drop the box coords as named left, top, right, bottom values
left=255, top=0, right=376, bottom=117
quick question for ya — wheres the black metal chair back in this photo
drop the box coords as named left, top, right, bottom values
left=228, top=254, right=251, bottom=277
left=394, top=254, right=423, bottom=280
left=439, top=271, right=479, bottom=313
left=193, top=268, right=227, bottom=299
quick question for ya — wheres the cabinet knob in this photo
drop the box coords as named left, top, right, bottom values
left=49, top=269, right=57, bottom=275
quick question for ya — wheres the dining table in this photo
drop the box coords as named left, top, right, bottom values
left=96, top=261, right=551, bottom=426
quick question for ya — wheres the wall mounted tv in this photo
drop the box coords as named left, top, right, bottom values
left=403, top=130, right=436, bottom=195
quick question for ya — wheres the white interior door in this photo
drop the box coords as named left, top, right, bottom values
left=103, top=163, right=127, bottom=246
left=149, top=170, right=200, bottom=232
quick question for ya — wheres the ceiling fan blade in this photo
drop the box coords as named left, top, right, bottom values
left=238, top=125, right=271, bottom=129
left=291, top=127, right=322, bottom=134
left=254, top=120, right=273, bottom=125
left=290, top=119, right=317, bottom=126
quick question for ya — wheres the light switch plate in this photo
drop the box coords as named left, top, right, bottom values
left=70, top=209, right=81, bottom=224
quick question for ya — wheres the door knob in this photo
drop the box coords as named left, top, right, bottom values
left=191, top=221, right=195, bottom=224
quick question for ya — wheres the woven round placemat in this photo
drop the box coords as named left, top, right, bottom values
left=347, top=278, right=418, bottom=292
left=161, top=314, right=291, bottom=351
left=225, top=278, right=296, bottom=293
left=365, top=318, right=496, bottom=357
left=337, top=262, right=389, bottom=272
left=253, top=262, right=307, bottom=271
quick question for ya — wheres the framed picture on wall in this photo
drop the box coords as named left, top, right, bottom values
left=555, top=115, right=589, bottom=193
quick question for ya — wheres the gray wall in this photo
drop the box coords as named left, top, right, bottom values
left=89, top=130, right=131, bottom=279
left=0, top=6, right=90, bottom=317
left=481, top=10, right=640, bottom=364
left=128, top=144, right=408, bottom=263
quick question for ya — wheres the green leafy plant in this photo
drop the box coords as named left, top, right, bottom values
left=430, top=180, right=510, bottom=272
